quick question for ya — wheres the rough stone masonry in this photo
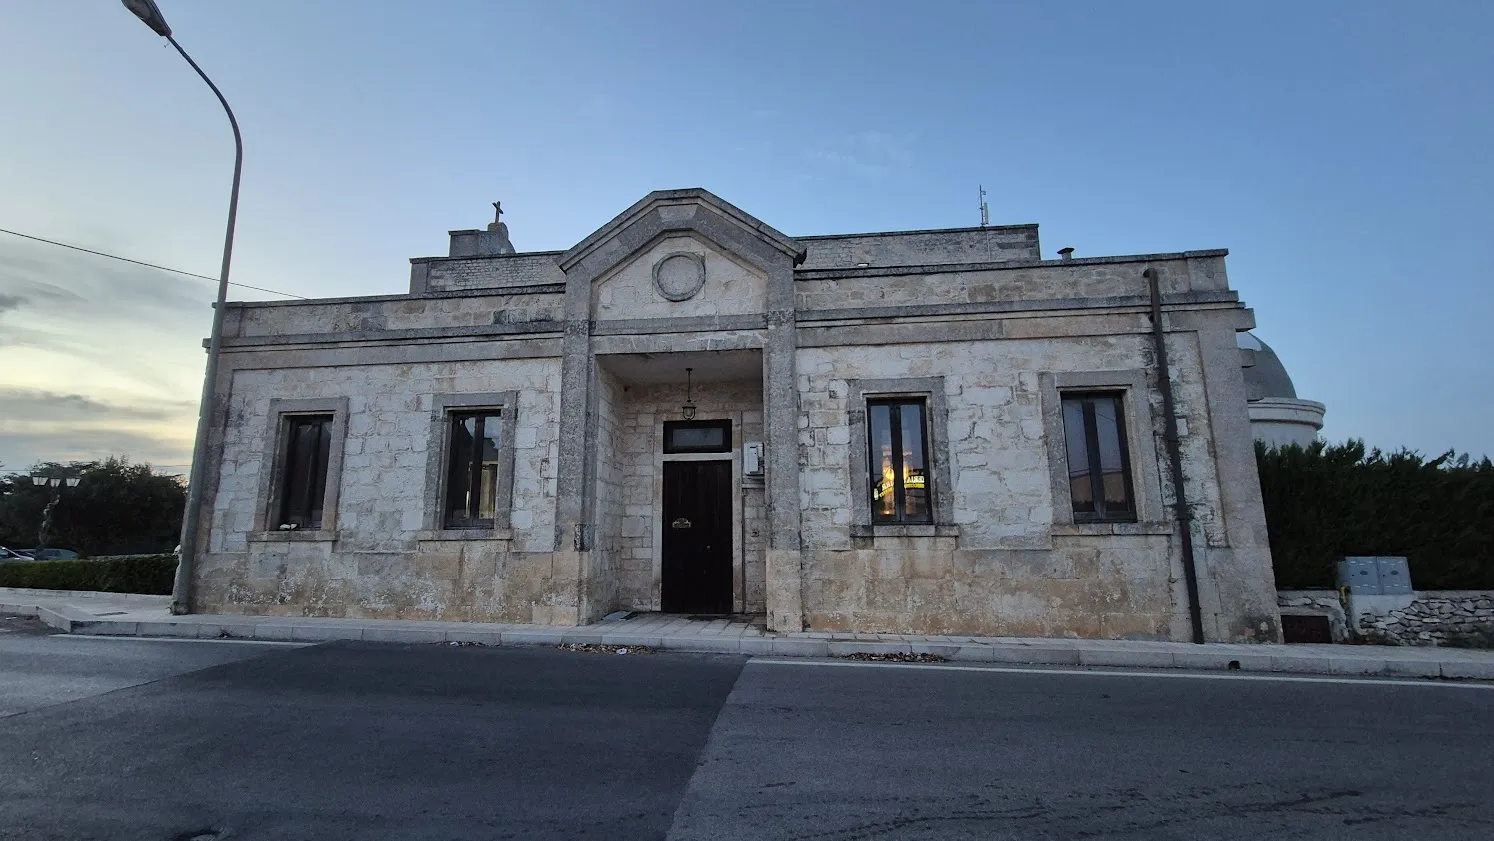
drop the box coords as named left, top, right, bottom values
left=188, top=188, right=1282, bottom=642
left=1358, top=592, right=1494, bottom=646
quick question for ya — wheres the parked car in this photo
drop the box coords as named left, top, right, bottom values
left=12, top=548, right=79, bottom=560
left=0, top=546, right=34, bottom=560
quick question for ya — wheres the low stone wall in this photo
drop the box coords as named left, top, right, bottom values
left=1277, top=590, right=1351, bottom=642
left=1357, top=592, right=1494, bottom=647
left=1278, top=589, right=1494, bottom=648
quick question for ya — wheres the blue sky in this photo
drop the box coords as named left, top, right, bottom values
left=1, top=0, right=1491, bottom=472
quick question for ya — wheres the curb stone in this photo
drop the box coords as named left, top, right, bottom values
left=7, top=592, right=1491, bottom=681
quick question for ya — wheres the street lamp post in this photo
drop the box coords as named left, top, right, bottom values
left=121, top=0, right=242, bottom=615
left=31, top=476, right=82, bottom=550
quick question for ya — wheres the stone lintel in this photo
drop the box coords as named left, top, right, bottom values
left=591, top=314, right=768, bottom=336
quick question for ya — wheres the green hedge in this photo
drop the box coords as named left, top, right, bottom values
left=0, top=555, right=177, bottom=595
left=1258, top=440, right=1494, bottom=590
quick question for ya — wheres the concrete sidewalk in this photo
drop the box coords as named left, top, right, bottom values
left=5, top=587, right=1492, bottom=680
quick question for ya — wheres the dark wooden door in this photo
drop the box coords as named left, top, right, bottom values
left=661, top=460, right=733, bottom=614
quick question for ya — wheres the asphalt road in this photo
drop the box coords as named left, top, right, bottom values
left=1, top=617, right=1492, bottom=841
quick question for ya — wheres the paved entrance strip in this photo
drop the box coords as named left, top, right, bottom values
left=5, top=587, right=1492, bottom=680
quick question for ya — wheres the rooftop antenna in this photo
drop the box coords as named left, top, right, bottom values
left=978, top=185, right=989, bottom=228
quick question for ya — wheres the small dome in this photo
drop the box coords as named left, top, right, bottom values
left=1237, top=332, right=1297, bottom=400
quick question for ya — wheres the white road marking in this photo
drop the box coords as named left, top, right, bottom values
left=749, top=657, right=1494, bottom=690
left=53, top=634, right=309, bottom=647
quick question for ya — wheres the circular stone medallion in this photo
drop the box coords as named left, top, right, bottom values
left=652, top=252, right=707, bottom=302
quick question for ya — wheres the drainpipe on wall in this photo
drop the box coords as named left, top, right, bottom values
left=1145, top=267, right=1206, bottom=644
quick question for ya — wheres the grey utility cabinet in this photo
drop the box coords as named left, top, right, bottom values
left=1374, top=556, right=1413, bottom=595
left=1336, top=556, right=1412, bottom=595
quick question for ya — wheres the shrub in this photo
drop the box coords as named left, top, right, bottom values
left=1258, top=440, right=1494, bottom=590
left=0, top=458, right=185, bottom=557
left=0, top=555, right=177, bottom=595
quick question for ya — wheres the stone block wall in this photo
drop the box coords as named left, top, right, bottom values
left=795, top=334, right=1225, bottom=550
left=587, top=365, right=625, bottom=618
left=794, top=253, right=1228, bottom=313
left=610, top=379, right=765, bottom=612
left=416, top=252, right=566, bottom=293
left=227, top=291, right=563, bottom=337
left=796, top=225, right=1040, bottom=269
left=1356, top=592, right=1494, bottom=647
left=792, top=329, right=1267, bottom=640
left=195, top=352, right=566, bottom=622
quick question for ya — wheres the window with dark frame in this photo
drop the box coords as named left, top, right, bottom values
left=867, top=398, right=932, bottom=524
left=444, top=410, right=503, bottom=529
left=1060, top=392, right=1137, bottom=522
left=663, top=419, right=732, bottom=454
left=277, top=414, right=333, bottom=530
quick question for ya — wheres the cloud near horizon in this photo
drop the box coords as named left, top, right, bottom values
left=0, top=239, right=207, bottom=472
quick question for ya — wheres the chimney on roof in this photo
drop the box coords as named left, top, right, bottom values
left=449, top=201, right=517, bottom=257
left=1057, top=247, right=1075, bottom=261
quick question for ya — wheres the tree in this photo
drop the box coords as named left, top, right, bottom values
left=1258, top=440, right=1494, bottom=589
left=0, top=457, right=186, bottom=557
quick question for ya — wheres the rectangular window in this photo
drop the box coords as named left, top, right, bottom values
left=867, top=398, right=931, bottom=524
left=278, top=414, right=334, bottom=529
left=1060, top=393, right=1136, bottom=522
left=444, top=411, right=503, bottom=528
left=663, top=419, right=731, bottom=454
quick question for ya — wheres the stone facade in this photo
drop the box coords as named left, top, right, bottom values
left=186, top=188, right=1283, bottom=642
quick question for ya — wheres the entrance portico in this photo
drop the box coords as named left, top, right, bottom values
left=550, top=190, right=807, bottom=629
left=594, top=349, right=765, bottom=616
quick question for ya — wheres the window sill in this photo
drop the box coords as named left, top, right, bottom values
left=416, top=528, right=514, bottom=542
left=249, top=530, right=340, bottom=543
left=851, top=523, right=961, bottom=539
left=1049, top=521, right=1173, bottom=537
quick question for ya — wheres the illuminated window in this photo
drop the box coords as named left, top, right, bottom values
left=867, top=398, right=931, bottom=524
left=1060, top=393, right=1136, bottom=522
left=444, top=411, right=503, bottom=528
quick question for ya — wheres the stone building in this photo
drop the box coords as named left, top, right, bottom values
left=187, top=188, right=1283, bottom=642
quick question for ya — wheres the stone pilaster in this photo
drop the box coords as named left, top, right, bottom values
left=763, top=270, right=804, bottom=632
left=1196, top=318, right=1283, bottom=642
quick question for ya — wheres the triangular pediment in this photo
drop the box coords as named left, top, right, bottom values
left=591, top=232, right=769, bottom=321
left=557, top=189, right=805, bottom=284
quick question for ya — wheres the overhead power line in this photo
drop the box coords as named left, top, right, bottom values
left=0, top=227, right=308, bottom=300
